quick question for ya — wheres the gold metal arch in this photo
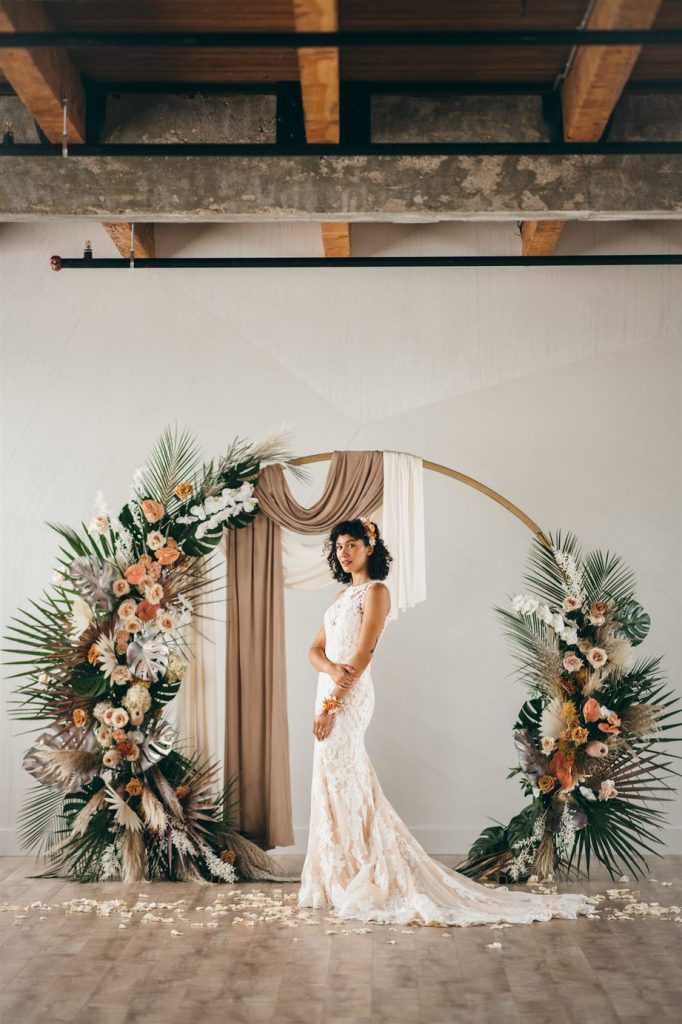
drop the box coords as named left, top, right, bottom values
left=289, top=452, right=552, bottom=549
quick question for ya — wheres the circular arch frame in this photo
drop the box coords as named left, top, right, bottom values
left=289, top=452, right=552, bottom=549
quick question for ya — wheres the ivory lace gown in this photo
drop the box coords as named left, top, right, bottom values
left=297, top=580, right=595, bottom=927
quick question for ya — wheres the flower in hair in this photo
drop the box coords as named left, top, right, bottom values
left=360, top=518, right=377, bottom=546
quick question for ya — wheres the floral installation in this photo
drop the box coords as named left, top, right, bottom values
left=458, top=530, right=680, bottom=883
left=4, top=424, right=309, bottom=883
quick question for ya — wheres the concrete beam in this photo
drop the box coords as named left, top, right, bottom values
left=0, top=154, right=680, bottom=221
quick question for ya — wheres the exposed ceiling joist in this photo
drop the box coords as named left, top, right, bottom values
left=521, top=220, right=567, bottom=257
left=320, top=222, right=351, bottom=257
left=293, top=2, right=351, bottom=257
left=0, top=1, right=154, bottom=259
left=0, top=0, right=85, bottom=142
left=102, top=223, right=156, bottom=260
left=522, top=0, right=665, bottom=256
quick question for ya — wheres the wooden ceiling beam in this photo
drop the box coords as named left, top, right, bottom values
left=521, top=220, right=566, bottom=258
left=102, top=223, right=156, bottom=260
left=563, top=0, right=664, bottom=143
left=0, top=0, right=154, bottom=258
left=293, top=2, right=350, bottom=257
left=320, top=223, right=351, bottom=258
left=0, top=0, right=85, bottom=142
left=523, top=0, right=663, bottom=256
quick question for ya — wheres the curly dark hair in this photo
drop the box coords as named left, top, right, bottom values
left=324, top=518, right=393, bottom=584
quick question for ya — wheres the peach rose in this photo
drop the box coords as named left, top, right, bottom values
left=124, top=563, right=147, bottom=586
left=538, top=775, right=557, bottom=793
left=141, top=499, right=165, bottom=523
left=156, top=612, right=176, bottom=633
left=598, top=722, right=620, bottom=735
left=562, top=596, right=582, bottom=613
left=126, top=617, right=142, bottom=634
left=598, top=779, right=617, bottom=800
left=156, top=546, right=181, bottom=566
left=95, top=725, right=112, bottom=746
left=571, top=726, right=589, bottom=745
left=126, top=778, right=143, bottom=797
left=112, top=579, right=130, bottom=597
left=87, top=643, right=100, bottom=666
left=102, top=749, right=122, bottom=768
left=582, top=697, right=602, bottom=723
left=563, top=652, right=583, bottom=673
left=103, top=707, right=116, bottom=726
left=129, top=707, right=145, bottom=726
left=72, top=707, right=89, bottom=728
left=220, top=849, right=236, bottom=865
left=147, top=562, right=162, bottom=580
left=144, top=583, right=164, bottom=605
left=140, top=554, right=153, bottom=568
left=590, top=600, right=610, bottom=625
left=111, top=707, right=129, bottom=728
left=118, top=598, right=137, bottom=620
left=111, top=665, right=132, bottom=686
left=541, top=736, right=556, bottom=755
left=175, top=482, right=194, bottom=500
left=585, top=740, right=609, bottom=758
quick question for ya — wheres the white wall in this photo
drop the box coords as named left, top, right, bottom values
left=2, top=219, right=680, bottom=859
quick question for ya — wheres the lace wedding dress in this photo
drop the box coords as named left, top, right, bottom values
left=297, top=580, right=595, bottom=927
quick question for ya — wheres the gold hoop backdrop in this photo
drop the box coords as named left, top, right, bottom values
left=289, top=453, right=552, bottom=549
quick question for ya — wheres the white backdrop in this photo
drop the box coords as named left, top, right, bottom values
left=1, top=219, right=680, bottom=857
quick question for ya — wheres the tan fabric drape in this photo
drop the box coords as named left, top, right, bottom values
left=226, top=450, right=384, bottom=849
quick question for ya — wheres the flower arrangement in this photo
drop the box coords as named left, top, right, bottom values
left=458, top=530, right=680, bottom=883
left=4, top=424, right=308, bottom=883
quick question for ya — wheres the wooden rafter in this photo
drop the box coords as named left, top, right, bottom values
left=293, top=2, right=350, bottom=257
left=0, top=0, right=154, bottom=259
left=0, top=0, right=85, bottom=142
left=102, top=223, right=156, bottom=260
left=522, top=0, right=663, bottom=256
left=320, top=223, right=351, bottom=258
left=521, top=220, right=567, bottom=258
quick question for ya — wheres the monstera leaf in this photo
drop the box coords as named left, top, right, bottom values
left=126, top=635, right=169, bottom=683
left=68, top=555, right=119, bottom=612
left=616, top=598, right=651, bottom=646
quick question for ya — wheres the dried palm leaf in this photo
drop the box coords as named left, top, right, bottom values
left=140, top=785, right=168, bottom=833
left=71, top=787, right=107, bottom=837
left=620, top=703, right=662, bottom=739
left=104, top=785, right=143, bottom=832
left=121, top=829, right=147, bottom=882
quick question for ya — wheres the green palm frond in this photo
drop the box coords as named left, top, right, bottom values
left=493, top=606, right=552, bottom=694
left=522, top=529, right=585, bottom=606
left=581, top=547, right=637, bottom=608
left=135, top=423, right=204, bottom=512
left=564, top=799, right=666, bottom=879
left=17, top=784, right=67, bottom=854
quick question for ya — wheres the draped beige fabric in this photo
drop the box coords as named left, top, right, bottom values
left=226, top=450, right=384, bottom=849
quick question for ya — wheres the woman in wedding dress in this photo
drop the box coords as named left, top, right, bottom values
left=297, top=517, right=596, bottom=927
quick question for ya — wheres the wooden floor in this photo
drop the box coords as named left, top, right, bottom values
left=1, top=854, right=681, bottom=1024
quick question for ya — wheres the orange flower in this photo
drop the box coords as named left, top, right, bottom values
left=548, top=750, right=576, bottom=792
left=117, top=740, right=135, bottom=757
left=175, top=784, right=191, bottom=799
left=175, top=482, right=194, bottom=500
left=165, top=536, right=178, bottom=549
left=87, top=643, right=100, bottom=666
left=571, top=726, right=589, bottom=745
left=139, top=554, right=153, bottom=568
left=538, top=775, right=557, bottom=794
left=582, top=697, right=602, bottom=722
left=125, top=778, right=143, bottom=797
left=72, top=707, right=89, bottom=728
left=220, top=849, right=236, bottom=865
left=598, top=722, right=620, bottom=734
left=156, top=546, right=181, bottom=565
left=135, top=600, right=160, bottom=623
left=148, top=562, right=162, bottom=580
left=124, top=563, right=147, bottom=586
left=141, top=499, right=165, bottom=523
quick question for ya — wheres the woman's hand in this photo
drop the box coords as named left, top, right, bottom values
left=329, top=662, right=358, bottom=691
left=312, top=711, right=335, bottom=741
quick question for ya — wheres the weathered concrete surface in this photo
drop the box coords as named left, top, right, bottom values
left=103, top=92, right=276, bottom=144
left=0, top=95, right=41, bottom=142
left=373, top=95, right=548, bottom=143
left=609, top=94, right=682, bottom=142
left=0, top=154, right=680, bottom=221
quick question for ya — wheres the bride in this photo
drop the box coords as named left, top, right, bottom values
left=297, top=517, right=595, bottom=927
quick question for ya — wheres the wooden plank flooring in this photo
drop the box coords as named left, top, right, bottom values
left=1, top=855, right=681, bottom=1024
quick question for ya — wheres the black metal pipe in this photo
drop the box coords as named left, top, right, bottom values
left=4, top=141, right=682, bottom=157
left=50, top=255, right=682, bottom=270
left=1, top=30, right=681, bottom=48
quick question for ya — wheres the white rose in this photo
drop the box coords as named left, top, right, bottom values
left=95, top=725, right=112, bottom=746
left=111, top=707, right=129, bottom=728
left=146, top=530, right=166, bottom=551
left=550, top=613, right=565, bottom=632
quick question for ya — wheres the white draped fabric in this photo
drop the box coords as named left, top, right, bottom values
left=182, top=450, right=426, bottom=785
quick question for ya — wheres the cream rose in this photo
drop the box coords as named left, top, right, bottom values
left=102, top=749, right=122, bottom=768
left=598, top=779, right=617, bottom=801
left=95, top=725, right=113, bottom=746
left=562, top=595, right=582, bottom=613
left=562, top=652, right=583, bottom=673
left=110, top=707, right=129, bottom=728
left=587, top=646, right=608, bottom=668
left=118, top=598, right=137, bottom=620
left=146, top=531, right=166, bottom=552
left=111, top=665, right=132, bottom=686
left=112, top=579, right=130, bottom=597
